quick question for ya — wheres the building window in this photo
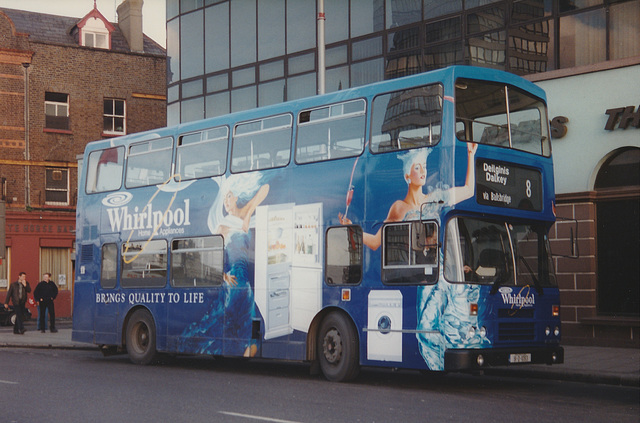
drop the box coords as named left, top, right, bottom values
left=170, top=0, right=640, bottom=123
left=0, top=247, right=9, bottom=289
left=45, top=168, right=69, bottom=205
left=103, top=99, right=126, bottom=135
left=40, top=247, right=71, bottom=291
left=44, top=92, right=69, bottom=130
left=83, top=31, right=109, bottom=48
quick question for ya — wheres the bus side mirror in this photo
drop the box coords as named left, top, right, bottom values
left=412, top=222, right=438, bottom=251
left=553, top=217, right=580, bottom=259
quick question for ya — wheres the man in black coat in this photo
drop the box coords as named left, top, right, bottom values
left=4, top=272, right=31, bottom=334
left=34, top=272, right=58, bottom=333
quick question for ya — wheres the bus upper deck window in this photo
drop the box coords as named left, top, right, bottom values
left=125, top=137, right=173, bottom=188
left=231, top=114, right=292, bottom=173
left=370, top=84, right=443, bottom=153
left=176, top=126, right=229, bottom=180
left=455, top=78, right=550, bottom=156
left=86, top=147, right=124, bottom=193
left=296, top=99, right=366, bottom=164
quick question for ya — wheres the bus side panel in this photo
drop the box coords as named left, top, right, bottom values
left=72, top=280, right=97, bottom=343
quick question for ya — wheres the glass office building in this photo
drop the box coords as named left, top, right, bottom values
left=166, top=0, right=639, bottom=125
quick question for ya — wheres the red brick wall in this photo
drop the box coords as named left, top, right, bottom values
left=551, top=194, right=639, bottom=348
left=0, top=14, right=166, bottom=319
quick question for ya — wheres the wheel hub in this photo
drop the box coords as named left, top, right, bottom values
left=323, top=328, right=342, bottom=364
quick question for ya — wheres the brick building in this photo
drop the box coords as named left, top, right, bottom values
left=0, top=0, right=166, bottom=318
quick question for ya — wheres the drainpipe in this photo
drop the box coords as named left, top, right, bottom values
left=317, top=0, right=325, bottom=95
left=22, top=62, right=30, bottom=208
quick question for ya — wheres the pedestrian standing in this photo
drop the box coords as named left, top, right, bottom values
left=3, top=272, right=31, bottom=335
left=34, top=273, right=58, bottom=333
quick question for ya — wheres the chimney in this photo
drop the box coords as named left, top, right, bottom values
left=117, top=0, right=144, bottom=53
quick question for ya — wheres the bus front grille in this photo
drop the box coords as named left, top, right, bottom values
left=498, top=322, right=535, bottom=341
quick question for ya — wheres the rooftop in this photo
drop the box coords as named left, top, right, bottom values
left=0, top=7, right=164, bottom=55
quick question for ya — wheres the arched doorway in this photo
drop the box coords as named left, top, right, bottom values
left=594, top=147, right=639, bottom=316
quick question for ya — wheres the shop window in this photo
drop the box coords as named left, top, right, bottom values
left=40, top=247, right=71, bottom=290
left=45, top=168, right=69, bottom=205
left=0, top=247, right=9, bottom=289
left=45, top=92, right=69, bottom=130
left=595, top=147, right=640, bottom=316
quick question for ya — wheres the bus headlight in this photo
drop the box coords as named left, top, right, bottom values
left=545, top=326, right=551, bottom=337
left=479, top=326, right=487, bottom=338
left=554, top=326, right=560, bottom=337
left=467, top=327, right=476, bottom=338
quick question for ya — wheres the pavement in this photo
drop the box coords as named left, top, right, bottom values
left=1, top=319, right=638, bottom=387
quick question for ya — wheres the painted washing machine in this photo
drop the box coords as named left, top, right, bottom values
left=367, top=290, right=403, bottom=362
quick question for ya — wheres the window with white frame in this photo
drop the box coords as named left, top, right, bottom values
left=45, top=92, right=69, bottom=130
left=45, top=168, right=69, bottom=205
left=81, top=17, right=110, bottom=49
left=104, top=99, right=126, bottom=134
left=84, top=31, right=109, bottom=49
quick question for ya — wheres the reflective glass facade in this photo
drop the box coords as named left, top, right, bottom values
left=167, top=0, right=640, bottom=124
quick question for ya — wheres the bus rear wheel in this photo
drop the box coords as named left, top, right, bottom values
left=317, top=312, right=360, bottom=382
left=126, top=309, right=157, bottom=365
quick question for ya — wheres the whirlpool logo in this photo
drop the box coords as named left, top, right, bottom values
left=499, top=286, right=535, bottom=308
left=102, top=192, right=133, bottom=207
left=101, top=192, right=191, bottom=234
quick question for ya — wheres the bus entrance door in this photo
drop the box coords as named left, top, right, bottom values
left=94, top=239, right=120, bottom=345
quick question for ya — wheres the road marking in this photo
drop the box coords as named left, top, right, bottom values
left=0, top=380, right=18, bottom=385
left=219, top=411, right=301, bottom=423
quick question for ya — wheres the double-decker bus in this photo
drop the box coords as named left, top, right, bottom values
left=72, top=66, right=563, bottom=382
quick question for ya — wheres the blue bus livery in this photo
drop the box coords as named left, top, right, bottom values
left=73, top=66, right=563, bottom=382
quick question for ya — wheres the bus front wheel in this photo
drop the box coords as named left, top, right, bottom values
left=317, top=312, right=360, bottom=382
left=126, top=309, right=157, bottom=365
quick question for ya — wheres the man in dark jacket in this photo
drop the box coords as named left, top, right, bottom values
left=34, top=273, right=58, bottom=333
left=4, top=272, right=31, bottom=334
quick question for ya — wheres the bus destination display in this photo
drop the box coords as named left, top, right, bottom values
left=476, top=159, right=542, bottom=211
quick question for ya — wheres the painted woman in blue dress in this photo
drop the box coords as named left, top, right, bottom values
left=181, top=173, right=269, bottom=357
left=340, top=143, right=483, bottom=370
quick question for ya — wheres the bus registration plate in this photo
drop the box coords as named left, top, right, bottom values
left=509, top=353, right=532, bottom=364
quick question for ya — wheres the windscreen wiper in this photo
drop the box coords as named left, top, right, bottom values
left=518, top=255, right=544, bottom=295
left=489, top=272, right=506, bottom=295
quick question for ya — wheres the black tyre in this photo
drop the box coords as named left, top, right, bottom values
left=126, top=309, right=157, bottom=365
left=317, top=312, right=360, bottom=382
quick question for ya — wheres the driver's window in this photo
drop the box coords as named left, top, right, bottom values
left=445, top=217, right=513, bottom=284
